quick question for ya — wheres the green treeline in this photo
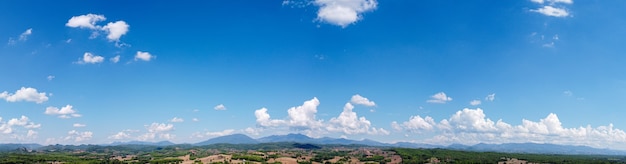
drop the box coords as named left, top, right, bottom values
left=393, top=148, right=626, bottom=164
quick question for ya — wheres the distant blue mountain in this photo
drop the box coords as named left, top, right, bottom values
left=195, top=134, right=259, bottom=145
left=258, top=133, right=316, bottom=143
left=447, top=143, right=626, bottom=155
left=0, top=143, right=42, bottom=151
left=194, top=133, right=626, bottom=155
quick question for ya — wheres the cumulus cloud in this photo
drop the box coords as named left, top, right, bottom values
left=427, top=92, right=452, bottom=104
left=65, top=130, right=93, bottom=142
left=170, top=117, right=184, bottom=123
left=214, top=104, right=227, bottom=110
left=255, top=108, right=286, bottom=127
left=532, top=6, right=569, bottom=17
left=109, top=131, right=131, bottom=140
left=255, top=97, right=387, bottom=136
left=327, top=103, right=388, bottom=135
left=470, top=100, right=481, bottom=106
left=0, top=87, right=49, bottom=104
left=147, top=123, right=174, bottom=133
left=45, top=105, right=82, bottom=118
left=0, top=115, right=41, bottom=135
left=66, top=14, right=130, bottom=43
left=77, top=52, right=104, bottom=64
left=531, top=0, right=573, bottom=4
left=313, top=0, right=377, bottom=27
left=27, top=130, right=38, bottom=138
left=47, top=75, right=55, bottom=81
left=393, top=115, right=436, bottom=133
left=255, top=97, right=323, bottom=133
left=192, top=118, right=199, bottom=122
left=394, top=108, right=626, bottom=149
left=66, top=14, right=106, bottom=29
left=350, top=94, right=376, bottom=107
left=73, top=123, right=86, bottom=128
left=137, top=123, right=175, bottom=141
left=102, top=21, right=129, bottom=41
left=134, top=51, right=154, bottom=61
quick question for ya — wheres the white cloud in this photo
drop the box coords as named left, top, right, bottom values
left=73, top=123, right=86, bottom=128
left=214, top=104, right=227, bottom=110
left=45, top=105, right=82, bottom=118
left=78, top=52, right=104, bottom=64
left=7, top=28, right=33, bottom=45
left=192, top=118, right=199, bottom=122
left=47, top=75, right=55, bottom=81
left=137, top=123, right=175, bottom=141
left=65, top=130, right=93, bottom=142
left=313, top=0, right=377, bottom=27
left=447, top=108, right=497, bottom=132
left=0, top=115, right=41, bottom=135
left=255, top=97, right=387, bottom=136
left=532, top=6, right=569, bottom=17
left=66, top=14, right=106, bottom=29
left=110, top=55, right=120, bottom=63
left=531, top=0, right=573, bottom=4
left=244, top=127, right=262, bottom=135
left=427, top=92, right=452, bottom=104
left=470, top=100, right=481, bottom=106
left=102, top=21, right=129, bottom=41
left=327, top=103, right=387, bottom=135
left=147, top=123, right=174, bottom=133
left=0, top=87, right=49, bottom=104
left=286, top=97, right=323, bottom=129
left=255, top=107, right=286, bottom=127
left=350, top=94, right=376, bottom=107
left=19, top=28, right=32, bottom=41
left=391, top=121, right=402, bottom=131
left=394, top=108, right=626, bottom=149
left=205, top=129, right=235, bottom=137
left=255, top=97, right=323, bottom=133
left=170, top=117, right=184, bottom=123
left=26, top=130, right=37, bottom=138
left=66, top=14, right=131, bottom=44
left=109, top=131, right=131, bottom=140
left=485, top=93, right=496, bottom=101
left=394, top=115, right=436, bottom=133
left=134, top=51, right=154, bottom=61
left=531, top=0, right=544, bottom=4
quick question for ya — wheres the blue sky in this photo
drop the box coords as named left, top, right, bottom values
left=2, top=0, right=626, bottom=149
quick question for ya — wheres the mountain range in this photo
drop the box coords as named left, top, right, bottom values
left=2, top=133, right=625, bottom=155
